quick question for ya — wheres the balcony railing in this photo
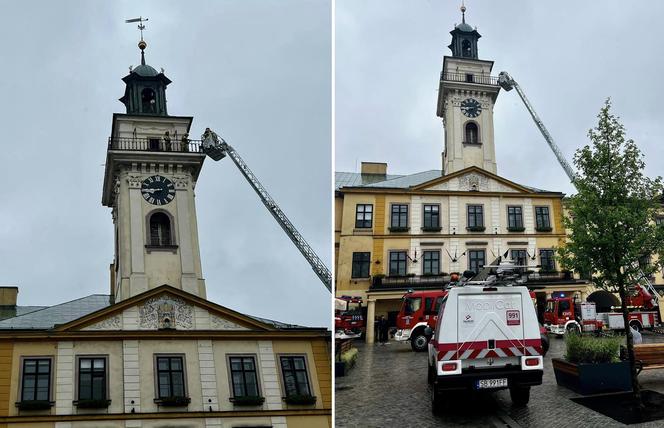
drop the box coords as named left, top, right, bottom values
left=441, top=72, right=499, bottom=86
left=108, top=137, right=203, bottom=153
left=369, top=270, right=579, bottom=291
left=370, top=274, right=450, bottom=291
left=525, top=270, right=576, bottom=283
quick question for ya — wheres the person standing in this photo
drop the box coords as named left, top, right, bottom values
left=377, top=315, right=389, bottom=345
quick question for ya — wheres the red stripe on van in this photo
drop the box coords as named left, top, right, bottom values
left=436, top=339, right=542, bottom=361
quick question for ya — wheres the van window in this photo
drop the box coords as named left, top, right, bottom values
left=403, top=297, right=422, bottom=315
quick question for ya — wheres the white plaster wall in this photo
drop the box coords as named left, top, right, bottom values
left=55, top=341, right=74, bottom=415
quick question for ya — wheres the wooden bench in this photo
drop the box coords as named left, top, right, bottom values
left=621, top=343, right=664, bottom=374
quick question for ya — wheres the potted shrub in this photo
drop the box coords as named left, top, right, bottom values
left=552, top=334, right=631, bottom=395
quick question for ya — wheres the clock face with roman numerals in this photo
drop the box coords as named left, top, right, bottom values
left=460, top=98, right=482, bottom=118
left=141, top=175, right=175, bottom=205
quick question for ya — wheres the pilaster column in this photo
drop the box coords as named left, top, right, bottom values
left=174, top=175, right=198, bottom=295
left=366, top=299, right=376, bottom=344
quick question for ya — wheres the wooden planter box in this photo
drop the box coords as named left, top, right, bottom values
left=552, top=358, right=632, bottom=395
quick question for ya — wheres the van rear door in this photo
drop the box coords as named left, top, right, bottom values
left=457, top=291, right=525, bottom=359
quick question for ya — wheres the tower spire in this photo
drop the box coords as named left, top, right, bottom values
left=461, top=1, right=466, bottom=24
left=125, top=17, right=149, bottom=66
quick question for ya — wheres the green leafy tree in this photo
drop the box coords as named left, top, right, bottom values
left=558, top=99, right=664, bottom=407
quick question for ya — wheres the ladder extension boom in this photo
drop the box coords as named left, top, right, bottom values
left=498, top=72, right=658, bottom=306
left=497, top=72, right=576, bottom=182
left=201, top=131, right=332, bottom=292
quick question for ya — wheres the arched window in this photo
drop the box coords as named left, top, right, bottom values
left=465, top=122, right=480, bottom=144
left=141, top=88, right=156, bottom=113
left=149, top=212, right=172, bottom=246
left=461, top=39, right=472, bottom=57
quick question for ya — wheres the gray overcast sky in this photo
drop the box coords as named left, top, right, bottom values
left=0, top=0, right=331, bottom=327
left=336, top=1, right=664, bottom=195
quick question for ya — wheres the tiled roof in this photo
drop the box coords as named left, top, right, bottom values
left=0, top=306, right=47, bottom=321
left=336, top=170, right=558, bottom=193
left=0, top=295, right=112, bottom=330
left=0, top=294, right=321, bottom=331
left=335, top=172, right=403, bottom=190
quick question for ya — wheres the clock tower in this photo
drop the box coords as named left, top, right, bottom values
left=102, top=39, right=207, bottom=302
left=437, top=5, right=501, bottom=175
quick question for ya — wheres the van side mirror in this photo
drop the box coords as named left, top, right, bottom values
left=424, top=326, right=433, bottom=339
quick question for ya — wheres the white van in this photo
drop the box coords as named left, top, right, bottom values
left=427, top=283, right=543, bottom=412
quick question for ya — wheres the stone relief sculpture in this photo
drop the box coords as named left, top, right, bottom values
left=139, top=295, right=193, bottom=330
left=210, top=315, right=249, bottom=331
left=459, top=172, right=489, bottom=191
left=82, top=315, right=122, bottom=331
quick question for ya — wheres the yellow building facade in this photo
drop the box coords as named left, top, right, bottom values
left=0, top=39, right=331, bottom=427
left=335, top=12, right=596, bottom=342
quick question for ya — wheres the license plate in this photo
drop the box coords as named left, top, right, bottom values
left=476, top=378, right=508, bottom=389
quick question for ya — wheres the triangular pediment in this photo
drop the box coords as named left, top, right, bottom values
left=56, top=285, right=273, bottom=332
left=412, top=166, right=532, bottom=194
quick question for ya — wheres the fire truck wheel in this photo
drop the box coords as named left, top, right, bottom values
left=629, top=320, right=642, bottom=332
left=411, top=331, right=429, bottom=352
left=509, top=385, right=530, bottom=407
left=566, top=324, right=581, bottom=335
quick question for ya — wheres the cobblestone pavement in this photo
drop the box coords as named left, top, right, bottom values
left=335, top=333, right=664, bottom=428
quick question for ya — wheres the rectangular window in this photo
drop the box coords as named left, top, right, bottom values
left=280, top=356, right=311, bottom=397
left=390, top=204, right=408, bottom=229
left=422, top=251, right=440, bottom=275
left=467, top=205, right=484, bottom=229
left=535, top=206, right=551, bottom=230
left=465, top=73, right=474, bottom=83
left=156, top=356, right=186, bottom=398
left=423, top=204, right=440, bottom=229
left=510, top=249, right=528, bottom=268
left=540, top=249, right=556, bottom=272
left=389, top=251, right=407, bottom=276
left=355, top=204, right=373, bottom=229
left=21, top=358, right=51, bottom=402
left=507, top=206, right=524, bottom=230
left=78, top=357, right=107, bottom=401
left=468, top=250, right=486, bottom=275
left=351, top=252, right=371, bottom=278
left=229, top=356, right=260, bottom=398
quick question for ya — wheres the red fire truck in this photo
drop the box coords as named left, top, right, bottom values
left=395, top=290, right=448, bottom=351
left=543, top=285, right=659, bottom=336
left=334, top=295, right=365, bottom=338
left=397, top=289, right=547, bottom=352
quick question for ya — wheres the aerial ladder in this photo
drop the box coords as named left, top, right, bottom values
left=497, top=72, right=660, bottom=307
left=200, top=129, right=332, bottom=292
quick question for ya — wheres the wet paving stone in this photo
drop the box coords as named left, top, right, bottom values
left=335, top=333, right=664, bottom=427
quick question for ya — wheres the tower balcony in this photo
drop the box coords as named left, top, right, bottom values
left=440, top=72, right=499, bottom=86
left=108, top=137, right=203, bottom=153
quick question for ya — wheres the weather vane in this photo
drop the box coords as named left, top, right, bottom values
left=125, top=16, right=149, bottom=41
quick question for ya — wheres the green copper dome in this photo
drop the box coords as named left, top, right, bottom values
left=455, top=22, right=474, bottom=32
left=132, top=64, right=159, bottom=77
